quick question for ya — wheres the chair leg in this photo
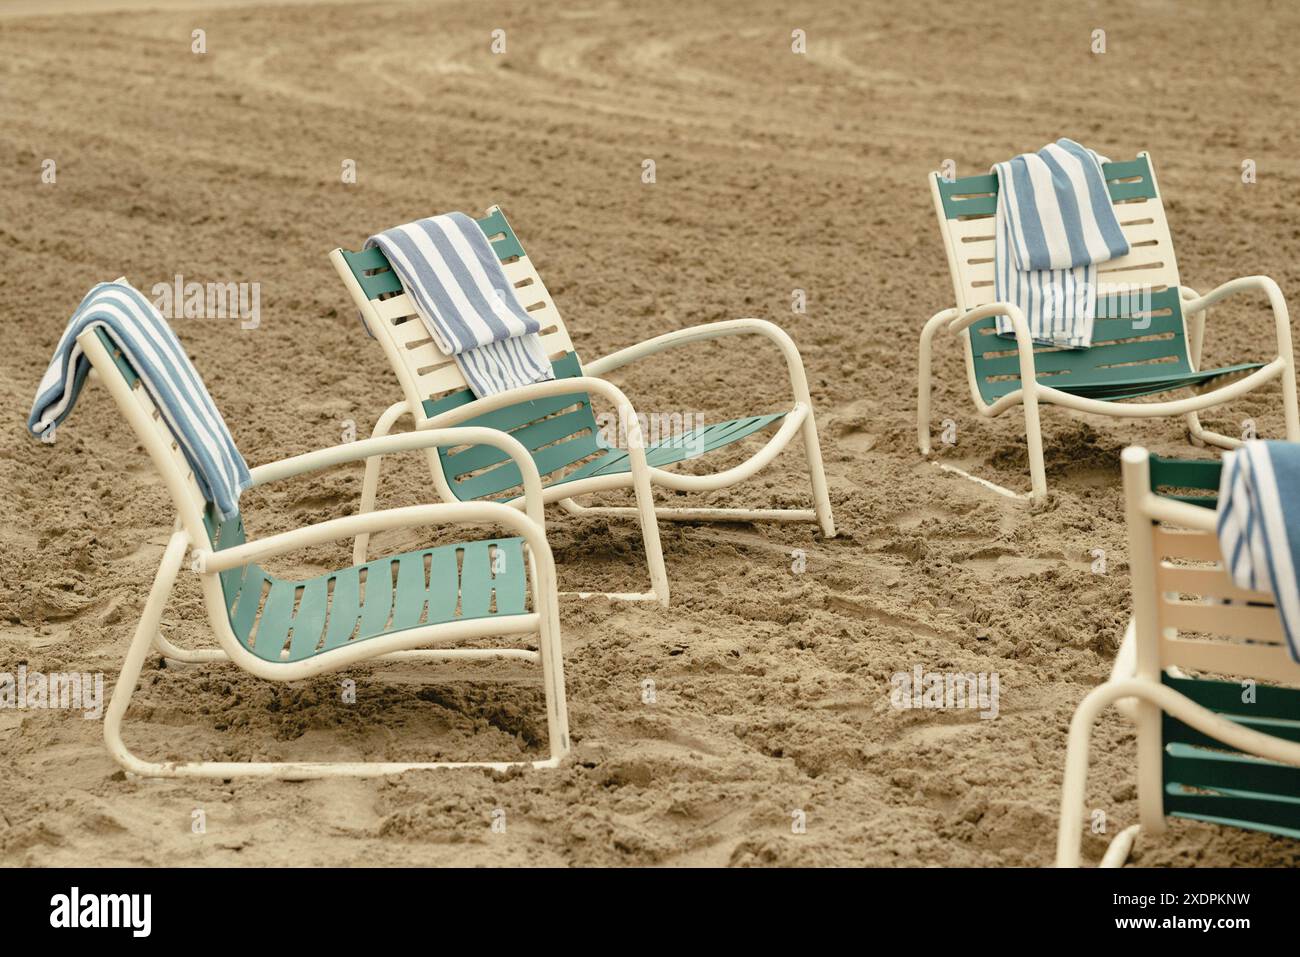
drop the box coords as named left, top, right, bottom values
left=917, top=308, right=958, bottom=455
left=1056, top=680, right=1163, bottom=867
left=1185, top=410, right=1242, bottom=450
left=628, top=458, right=671, bottom=607
left=104, top=531, right=188, bottom=777
left=353, top=401, right=412, bottom=565
left=154, top=630, right=227, bottom=664
left=1099, top=824, right=1142, bottom=867
left=1282, top=356, right=1300, bottom=441
left=801, top=408, right=836, bottom=538
left=1023, top=388, right=1048, bottom=504
left=528, top=549, right=570, bottom=760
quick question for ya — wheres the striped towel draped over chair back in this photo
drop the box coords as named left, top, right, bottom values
left=365, top=212, right=556, bottom=398
left=28, top=279, right=251, bottom=520
left=1217, top=440, right=1300, bottom=663
left=992, top=138, right=1131, bottom=349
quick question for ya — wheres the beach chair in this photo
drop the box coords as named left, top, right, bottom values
left=919, top=152, right=1300, bottom=502
left=74, top=324, right=568, bottom=777
left=1055, top=446, right=1300, bottom=866
left=329, top=207, right=836, bottom=606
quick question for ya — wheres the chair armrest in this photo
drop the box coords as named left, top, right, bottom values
left=948, top=301, right=1029, bottom=336
left=422, top=375, right=649, bottom=446
left=1179, top=275, right=1293, bottom=364
left=581, top=318, right=816, bottom=409
left=949, top=302, right=1040, bottom=401
left=193, top=500, right=549, bottom=575
left=248, top=426, right=546, bottom=527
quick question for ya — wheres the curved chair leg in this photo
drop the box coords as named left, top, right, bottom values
left=1185, top=410, right=1243, bottom=450
left=353, top=401, right=413, bottom=565
left=917, top=308, right=958, bottom=455
left=1056, top=680, right=1163, bottom=867
left=627, top=452, right=671, bottom=607
left=801, top=409, right=836, bottom=538
left=1099, top=824, right=1142, bottom=867
left=1022, top=388, right=1048, bottom=504
left=104, top=531, right=189, bottom=776
left=154, top=631, right=228, bottom=664
left=1281, top=353, right=1300, bottom=441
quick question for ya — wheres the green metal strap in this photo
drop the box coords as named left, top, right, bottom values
left=1148, top=454, right=1222, bottom=509
left=424, top=352, right=602, bottom=501
left=203, top=500, right=529, bottom=663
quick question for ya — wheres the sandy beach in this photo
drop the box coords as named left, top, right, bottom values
left=2, top=0, right=1299, bottom=866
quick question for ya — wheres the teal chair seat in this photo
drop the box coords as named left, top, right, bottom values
left=205, top=509, right=527, bottom=664
left=422, top=351, right=786, bottom=502
left=965, top=286, right=1264, bottom=405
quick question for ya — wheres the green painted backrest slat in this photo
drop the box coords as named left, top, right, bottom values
left=1160, top=674, right=1300, bottom=828
left=422, top=351, right=601, bottom=500
left=936, top=154, right=1157, bottom=219
left=970, top=287, right=1189, bottom=400
left=339, top=209, right=526, bottom=301
left=1148, top=455, right=1221, bottom=509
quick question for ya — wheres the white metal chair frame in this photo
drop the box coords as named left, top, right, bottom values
left=918, top=153, right=1300, bottom=503
left=1055, top=446, right=1300, bottom=866
left=79, top=328, right=569, bottom=778
left=329, top=207, right=836, bottom=607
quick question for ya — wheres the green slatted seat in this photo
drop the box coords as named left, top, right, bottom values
left=923, top=151, right=1300, bottom=502
left=1058, top=448, right=1300, bottom=866
left=1146, top=453, right=1222, bottom=509
left=203, top=508, right=526, bottom=664
left=963, top=288, right=1263, bottom=405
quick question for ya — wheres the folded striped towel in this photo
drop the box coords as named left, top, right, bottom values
left=993, top=139, right=1130, bottom=349
left=28, top=280, right=251, bottom=520
left=366, top=213, right=556, bottom=398
left=1216, top=441, right=1300, bottom=663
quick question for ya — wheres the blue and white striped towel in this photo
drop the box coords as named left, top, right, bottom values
left=28, top=280, right=251, bottom=520
left=1216, top=441, right=1300, bottom=663
left=366, top=213, right=556, bottom=398
left=993, top=139, right=1130, bottom=349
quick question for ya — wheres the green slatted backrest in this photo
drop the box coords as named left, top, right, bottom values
left=339, top=209, right=601, bottom=502
left=338, top=207, right=527, bottom=300
left=933, top=154, right=1189, bottom=403
left=934, top=156, right=1159, bottom=219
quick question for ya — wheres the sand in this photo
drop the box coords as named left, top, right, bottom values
left=2, top=0, right=1300, bottom=867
